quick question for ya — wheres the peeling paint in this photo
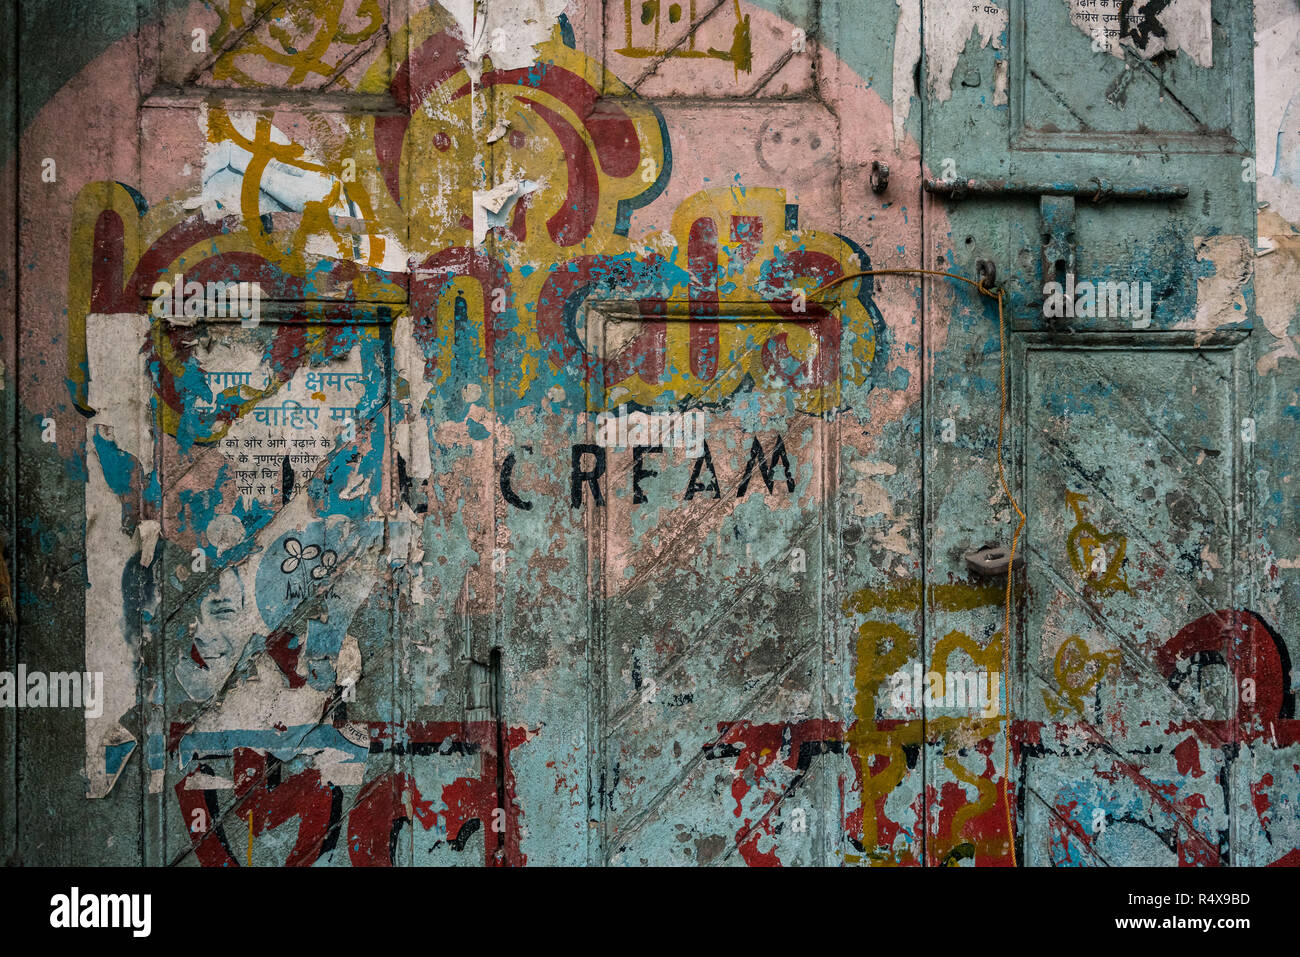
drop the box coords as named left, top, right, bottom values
left=1188, top=234, right=1252, bottom=332
left=1066, top=0, right=1213, bottom=68
left=1, top=0, right=1297, bottom=870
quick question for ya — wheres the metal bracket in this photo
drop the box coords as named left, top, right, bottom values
left=1039, top=195, right=1076, bottom=309
left=870, top=160, right=890, bottom=195
left=965, top=543, right=1024, bottom=577
left=924, top=177, right=1187, bottom=324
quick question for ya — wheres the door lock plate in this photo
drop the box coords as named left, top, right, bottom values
left=965, top=544, right=1024, bottom=577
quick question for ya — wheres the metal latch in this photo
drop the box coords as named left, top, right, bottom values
left=922, top=179, right=1188, bottom=201
left=924, top=178, right=1188, bottom=319
left=965, top=543, right=1024, bottom=577
left=1039, top=194, right=1076, bottom=302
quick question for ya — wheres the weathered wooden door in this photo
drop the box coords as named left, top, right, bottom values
left=570, top=0, right=1273, bottom=867
left=141, top=311, right=396, bottom=866
left=587, top=305, right=838, bottom=865
left=565, top=0, right=927, bottom=866
left=921, top=0, right=1285, bottom=866
left=10, top=0, right=1300, bottom=870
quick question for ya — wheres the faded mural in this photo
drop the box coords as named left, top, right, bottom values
left=1, top=0, right=1298, bottom=866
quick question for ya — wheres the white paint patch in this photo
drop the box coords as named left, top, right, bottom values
left=87, top=314, right=154, bottom=468
left=389, top=509, right=428, bottom=606
left=336, top=634, right=361, bottom=693
left=194, top=109, right=349, bottom=222
left=846, top=460, right=914, bottom=556
left=472, top=177, right=540, bottom=245
left=1254, top=1, right=1300, bottom=378
left=339, top=471, right=371, bottom=500
left=877, top=519, right=913, bottom=556
left=1186, top=234, right=1252, bottom=332
left=84, top=450, right=139, bottom=799
left=629, top=230, right=679, bottom=265
left=184, top=773, right=236, bottom=790
left=188, top=655, right=330, bottom=732
left=993, top=57, right=1008, bottom=105
left=205, top=514, right=246, bottom=556
left=1064, top=0, right=1212, bottom=68
left=891, top=0, right=920, bottom=146
left=895, top=1, right=1005, bottom=144
left=924, top=1, right=1006, bottom=105
left=1255, top=208, right=1300, bottom=376
left=315, top=748, right=367, bottom=787
left=394, top=322, right=435, bottom=481
left=1255, top=0, right=1300, bottom=177
left=135, top=521, right=161, bottom=568
left=438, top=0, right=569, bottom=85
left=302, top=231, right=410, bottom=274
left=848, top=459, right=896, bottom=518
left=84, top=313, right=154, bottom=798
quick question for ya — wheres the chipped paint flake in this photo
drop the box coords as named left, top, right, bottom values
left=891, top=0, right=920, bottom=146
left=472, top=177, right=540, bottom=245
left=439, top=0, right=570, bottom=85
left=923, top=0, right=1006, bottom=105
left=1186, top=234, right=1252, bottom=333
left=195, top=110, right=347, bottom=222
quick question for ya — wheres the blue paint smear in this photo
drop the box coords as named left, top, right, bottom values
left=92, top=429, right=137, bottom=496
left=105, top=740, right=135, bottom=776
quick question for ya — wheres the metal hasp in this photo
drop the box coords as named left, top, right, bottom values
left=1040, top=195, right=1076, bottom=302
left=964, top=544, right=1024, bottom=577
left=925, top=177, right=1189, bottom=324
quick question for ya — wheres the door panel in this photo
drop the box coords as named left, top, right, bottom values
left=590, top=312, right=834, bottom=865
left=1011, top=0, right=1245, bottom=146
left=1018, top=337, right=1242, bottom=866
left=922, top=0, right=1258, bottom=867
left=152, top=315, right=394, bottom=866
left=929, top=0, right=1255, bottom=334
left=602, top=0, right=821, bottom=99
